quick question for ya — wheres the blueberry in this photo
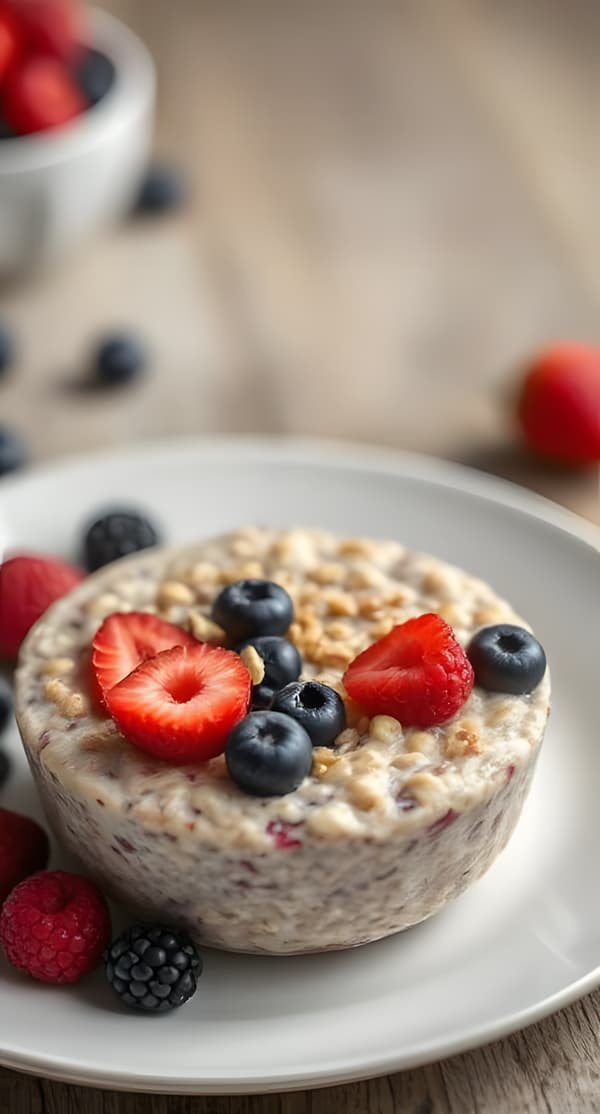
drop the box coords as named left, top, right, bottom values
left=94, top=333, right=147, bottom=386
left=467, top=624, right=547, bottom=695
left=225, top=711, right=313, bottom=796
left=236, top=636, right=302, bottom=707
left=0, top=677, right=13, bottom=734
left=83, top=509, right=161, bottom=571
left=134, top=164, right=186, bottom=215
left=0, top=325, right=15, bottom=376
left=212, top=580, right=293, bottom=642
left=272, top=681, right=346, bottom=748
left=76, top=48, right=116, bottom=106
left=0, top=750, right=10, bottom=788
left=0, top=426, right=28, bottom=476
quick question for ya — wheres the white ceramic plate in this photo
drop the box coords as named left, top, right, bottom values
left=0, top=436, right=598, bottom=1094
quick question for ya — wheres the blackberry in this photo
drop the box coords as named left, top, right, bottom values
left=104, top=924, right=202, bottom=1013
left=83, top=509, right=160, bottom=572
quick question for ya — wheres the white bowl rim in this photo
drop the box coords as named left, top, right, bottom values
left=0, top=7, right=155, bottom=175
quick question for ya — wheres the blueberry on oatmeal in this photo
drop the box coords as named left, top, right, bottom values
left=467, top=624, right=547, bottom=695
left=272, top=681, right=346, bottom=749
left=225, top=711, right=313, bottom=797
left=212, top=579, right=293, bottom=642
left=236, top=635, right=302, bottom=703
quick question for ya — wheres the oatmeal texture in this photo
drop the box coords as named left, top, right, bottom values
left=15, top=527, right=550, bottom=954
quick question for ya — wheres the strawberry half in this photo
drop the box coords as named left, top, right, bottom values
left=343, top=613, right=474, bottom=728
left=92, top=611, right=198, bottom=701
left=105, top=643, right=252, bottom=762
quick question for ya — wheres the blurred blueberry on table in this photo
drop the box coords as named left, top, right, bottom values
left=83, top=509, right=161, bottom=572
left=134, top=163, right=186, bottom=215
left=0, top=677, right=13, bottom=734
left=75, top=48, right=115, bottom=107
left=0, top=325, right=15, bottom=377
left=94, top=333, right=147, bottom=387
left=0, top=427, right=28, bottom=476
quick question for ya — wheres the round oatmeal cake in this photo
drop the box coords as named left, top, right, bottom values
left=15, top=527, right=550, bottom=955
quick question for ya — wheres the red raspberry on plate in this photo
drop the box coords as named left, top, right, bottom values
left=517, top=342, right=600, bottom=464
left=0, top=870, right=111, bottom=983
left=3, top=55, right=86, bottom=135
left=0, top=808, right=49, bottom=902
left=92, top=611, right=198, bottom=702
left=0, top=552, right=84, bottom=659
left=343, top=613, right=474, bottom=727
left=106, top=642, right=252, bottom=762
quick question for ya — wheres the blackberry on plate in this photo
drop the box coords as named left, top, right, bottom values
left=104, top=924, right=202, bottom=1013
left=83, top=509, right=161, bottom=572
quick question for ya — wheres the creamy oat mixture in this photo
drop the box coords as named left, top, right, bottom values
left=15, top=528, right=550, bottom=953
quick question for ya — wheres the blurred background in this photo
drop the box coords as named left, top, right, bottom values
left=1, top=0, right=599, bottom=521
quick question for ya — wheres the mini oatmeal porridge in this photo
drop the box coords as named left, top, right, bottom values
left=15, top=528, right=550, bottom=955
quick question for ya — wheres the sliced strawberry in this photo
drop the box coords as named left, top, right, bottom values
left=105, top=643, right=252, bottom=763
left=343, top=613, right=474, bottom=728
left=0, top=553, right=84, bottom=659
left=92, top=611, right=198, bottom=701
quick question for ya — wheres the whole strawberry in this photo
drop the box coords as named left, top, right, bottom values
left=0, top=870, right=111, bottom=983
left=517, top=342, right=600, bottom=464
left=0, top=553, right=84, bottom=659
left=0, top=808, right=49, bottom=902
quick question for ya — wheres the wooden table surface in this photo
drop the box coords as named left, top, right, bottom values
left=1, top=1, right=599, bottom=1111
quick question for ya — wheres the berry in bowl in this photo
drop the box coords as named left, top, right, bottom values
left=0, top=0, right=155, bottom=275
left=13, top=527, right=550, bottom=955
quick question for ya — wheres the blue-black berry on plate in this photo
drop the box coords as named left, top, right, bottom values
left=134, top=164, right=186, bottom=215
left=76, top=48, right=115, bottom=106
left=225, top=711, right=313, bottom=796
left=272, top=681, right=346, bottom=748
left=212, top=579, right=293, bottom=643
left=0, top=426, right=28, bottom=476
left=467, top=624, right=547, bottom=695
left=94, top=333, right=147, bottom=386
left=0, top=677, right=13, bottom=734
left=236, top=635, right=302, bottom=709
left=0, top=325, right=15, bottom=376
left=0, top=750, right=10, bottom=787
left=83, top=509, right=161, bottom=572
left=104, top=924, right=202, bottom=1013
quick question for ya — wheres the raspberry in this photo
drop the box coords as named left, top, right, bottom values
left=0, top=552, right=84, bottom=659
left=0, top=808, right=49, bottom=902
left=0, top=870, right=111, bottom=983
left=343, top=613, right=474, bottom=727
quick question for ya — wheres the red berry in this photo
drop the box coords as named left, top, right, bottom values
left=0, top=553, right=84, bottom=659
left=0, top=808, right=49, bottom=902
left=92, top=611, right=199, bottom=702
left=0, top=870, right=110, bottom=983
left=343, top=613, right=474, bottom=728
left=3, top=55, right=86, bottom=135
left=0, top=7, right=21, bottom=84
left=106, top=642, right=252, bottom=763
left=517, top=342, right=600, bottom=464
left=7, top=0, right=84, bottom=61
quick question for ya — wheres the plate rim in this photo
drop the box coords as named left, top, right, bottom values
left=0, top=434, right=598, bottom=1093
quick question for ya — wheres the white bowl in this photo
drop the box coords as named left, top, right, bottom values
left=0, top=8, right=155, bottom=276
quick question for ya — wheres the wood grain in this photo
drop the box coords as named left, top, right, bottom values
left=1, top=0, right=599, bottom=1110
